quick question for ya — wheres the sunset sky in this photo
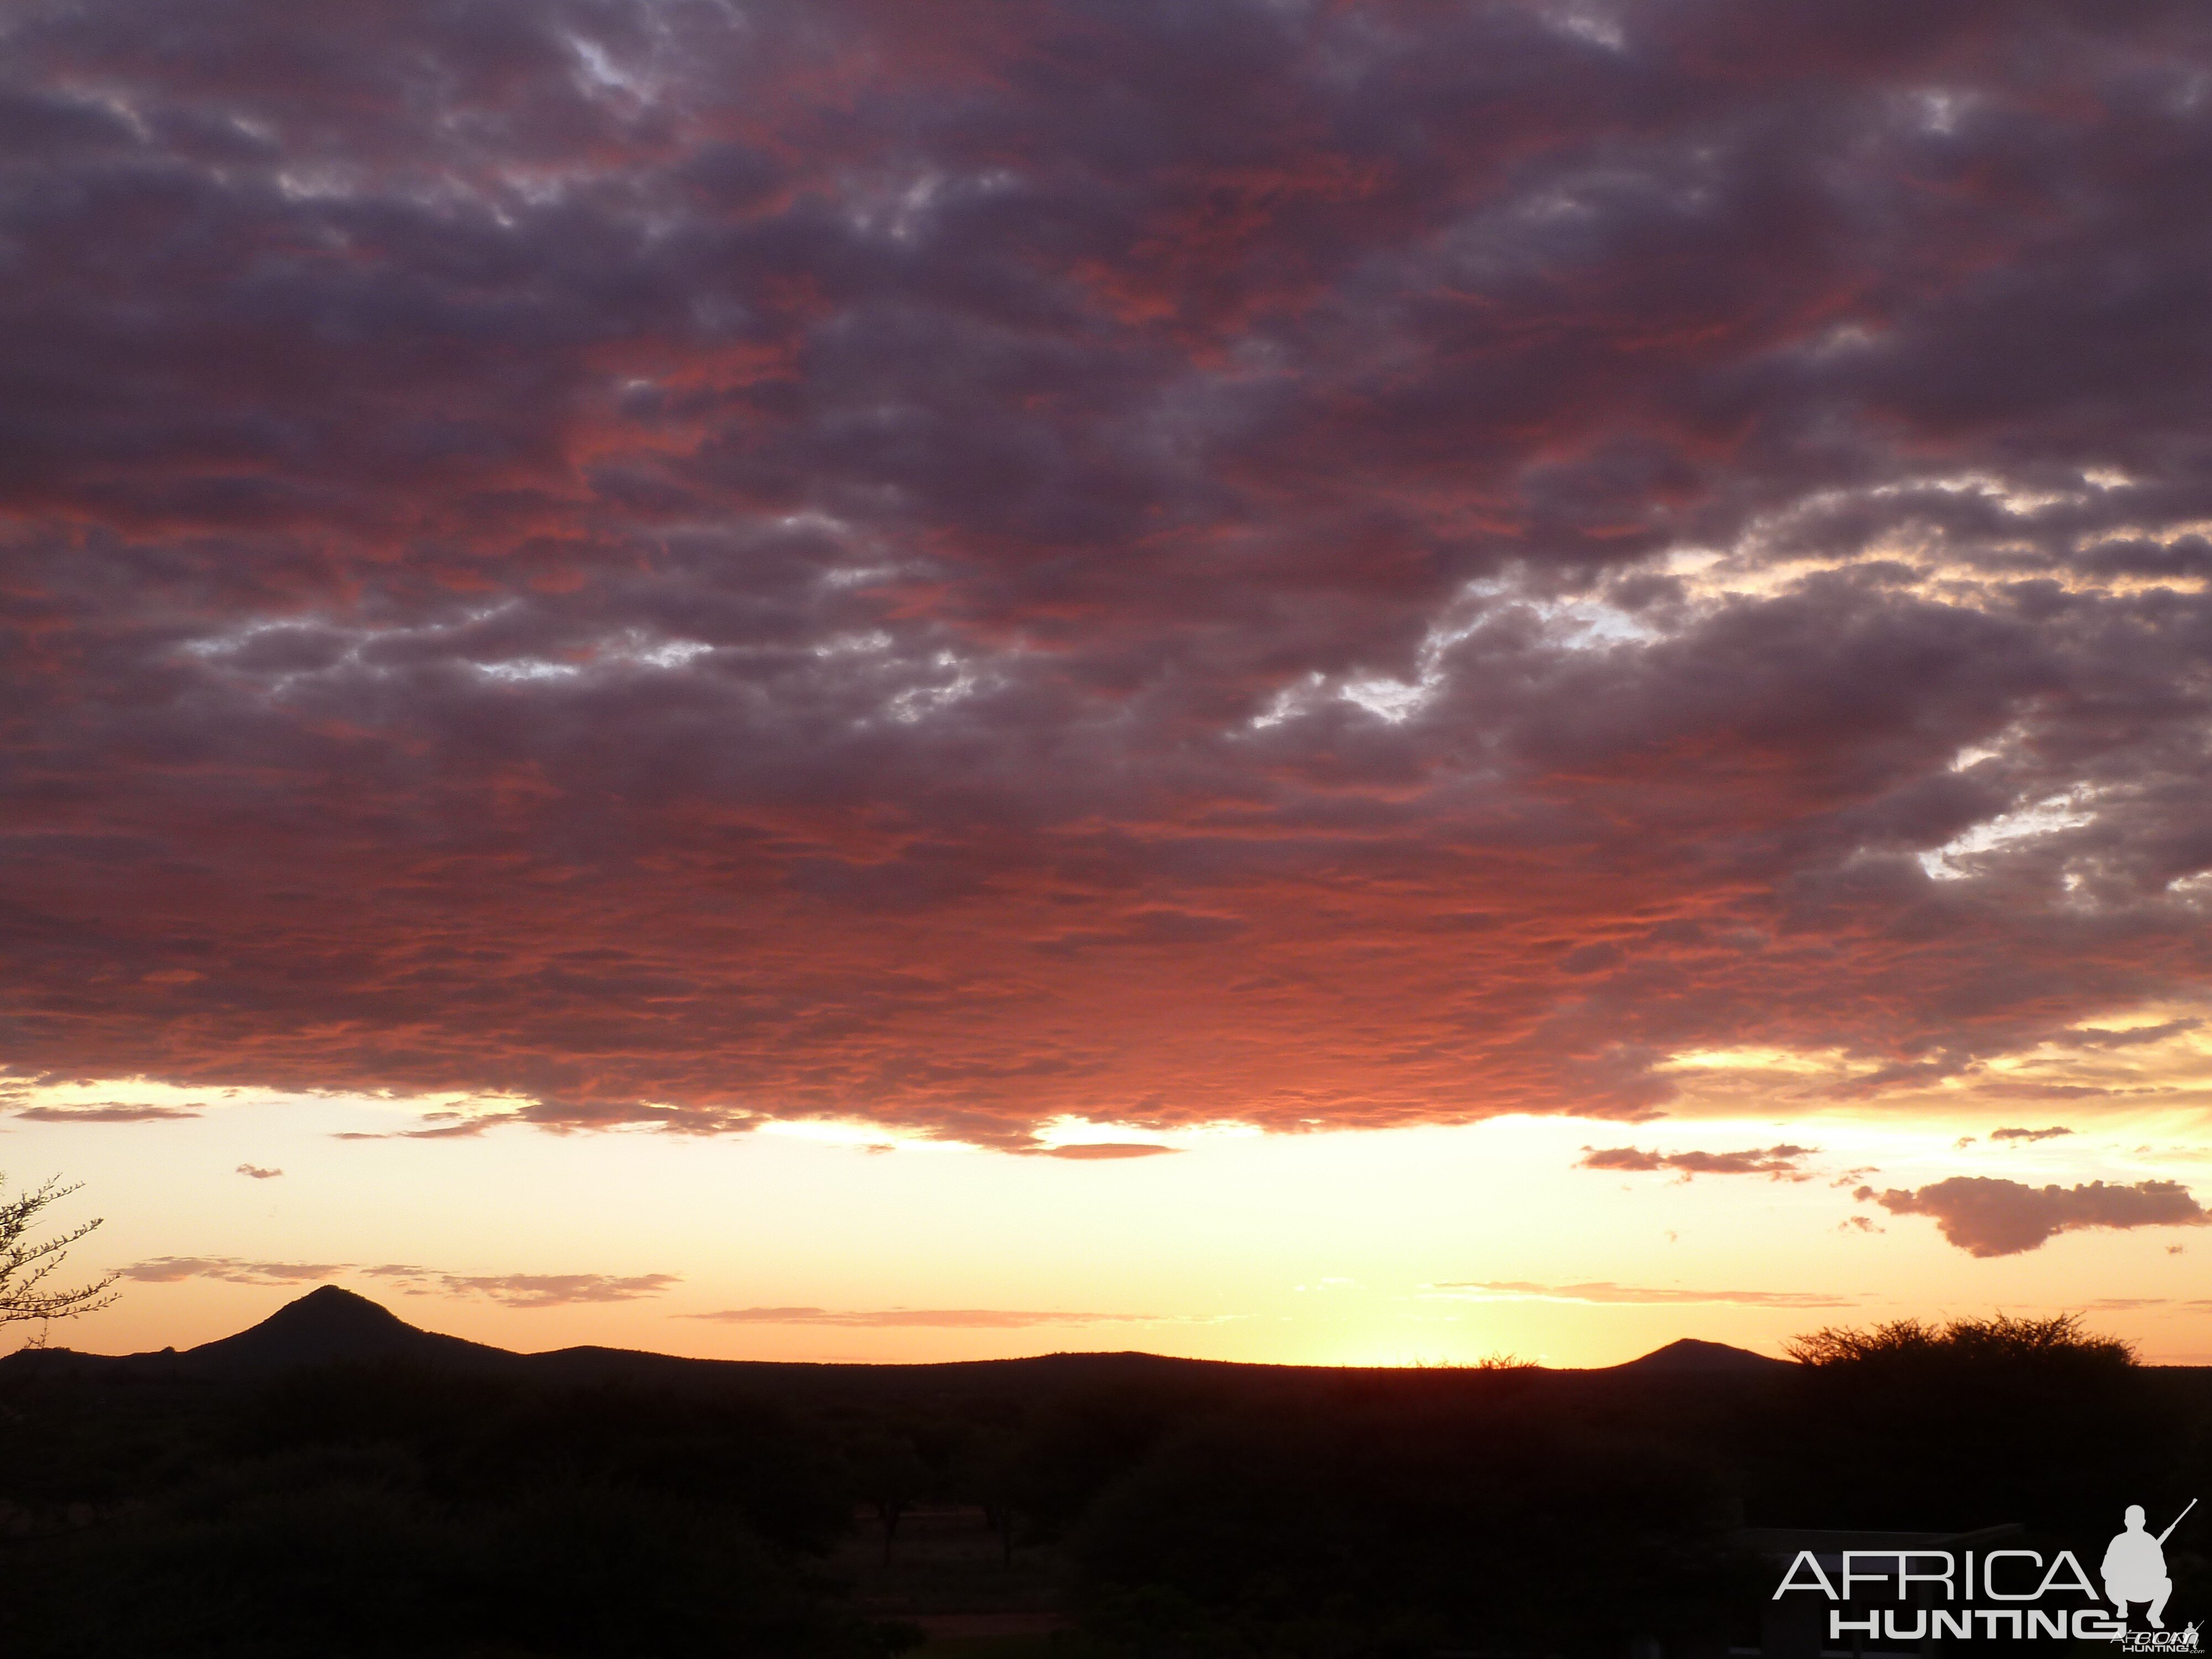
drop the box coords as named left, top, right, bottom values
left=7, top=0, right=2212, bottom=1366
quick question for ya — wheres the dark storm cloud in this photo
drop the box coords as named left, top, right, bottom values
left=6, top=1, right=2212, bottom=1141
left=1579, top=1144, right=1815, bottom=1180
left=1856, top=1177, right=2211, bottom=1257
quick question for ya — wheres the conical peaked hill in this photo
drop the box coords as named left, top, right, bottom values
left=1606, top=1337, right=1792, bottom=1374
left=168, top=1284, right=517, bottom=1377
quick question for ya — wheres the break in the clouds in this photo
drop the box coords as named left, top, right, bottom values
left=7, top=2, right=2212, bottom=1144
left=1578, top=1144, right=1815, bottom=1180
left=1856, top=1176, right=2212, bottom=1257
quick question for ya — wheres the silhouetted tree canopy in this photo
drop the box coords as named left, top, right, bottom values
left=1754, top=1311, right=2176, bottom=1537
left=1786, top=1311, right=2135, bottom=1368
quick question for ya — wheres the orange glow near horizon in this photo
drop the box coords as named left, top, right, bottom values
left=20, top=1090, right=2212, bottom=1370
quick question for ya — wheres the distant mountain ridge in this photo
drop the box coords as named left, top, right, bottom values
left=7, top=1287, right=1793, bottom=1383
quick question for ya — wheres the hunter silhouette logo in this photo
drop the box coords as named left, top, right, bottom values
left=2106, top=1500, right=2194, bottom=1631
left=1773, top=1499, right=2198, bottom=1645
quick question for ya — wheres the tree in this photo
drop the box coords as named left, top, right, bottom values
left=849, top=1432, right=929, bottom=1564
left=1786, top=1310, right=2133, bottom=1366
left=1, top=1173, right=119, bottom=1331
left=1765, top=1311, right=2160, bottom=1531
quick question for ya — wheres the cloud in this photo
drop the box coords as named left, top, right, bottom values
left=685, top=1306, right=1168, bottom=1328
left=4, top=2, right=2212, bottom=1143
left=2069, top=1021, right=2201, bottom=1050
left=1031, top=1142, right=1181, bottom=1161
left=359, top=1266, right=679, bottom=1308
left=1429, top=1280, right=1853, bottom=1307
left=122, top=1256, right=345, bottom=1285
left=235, top=1162, right=283, bottom=1178
left=14, top=1103, right=202, bottom=1122
left=1579, top=1144, right=1815, bottom=1180
left=1989, top=1126, right=2073, bottom=1143
left=119, top=1258, right=676, bottom=1306
left=1856, top=1177, right=2212, bottom=1257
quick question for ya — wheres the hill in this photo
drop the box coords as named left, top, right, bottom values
left=169, top=1284, right=519, bottom=1375
left=9, top=1288, right=1791, bottom=1384
left=1604, top=1335, right=1792, bottom=1374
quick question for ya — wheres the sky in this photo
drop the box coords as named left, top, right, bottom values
left=5, top=0, right=2212, bottom=1366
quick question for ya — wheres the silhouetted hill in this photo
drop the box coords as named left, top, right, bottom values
left=6, top=1291, right=2204, bottom=1659
left=3, top=1292, right=1260, bottom=1395
left=173, top=1284, right=518, bottom=1376
left=1606, top=1337, right=1792, bottom=1374
left=8, top=1289, right=1804, bottom=1388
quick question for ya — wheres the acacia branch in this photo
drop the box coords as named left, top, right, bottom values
left=0, top=1176, right=121, bottom=1326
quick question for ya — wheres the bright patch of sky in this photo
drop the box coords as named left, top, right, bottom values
left=1919, top=791, right=2098, bottom=880
left=1258, top=578, right=1662, bottom=729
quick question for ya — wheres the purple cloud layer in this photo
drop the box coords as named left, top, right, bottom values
left=4, top=3, right=2212, bottom=1141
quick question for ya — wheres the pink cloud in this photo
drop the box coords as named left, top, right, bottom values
left=1857, top=1177, right=2211, bottom=1257
left=123, top=1257, right=344, bottom=1285
left=686, top=1306, right=1167, bottom=1328
left=1579, top=1144, right=1817, bottom=1180
left=1432, top=1281, right=1853, bottom=1308
left=15, top=1103, right=203, bottom=1123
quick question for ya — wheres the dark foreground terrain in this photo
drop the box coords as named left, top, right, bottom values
left=1, top=1292, right=2204, bottom=1658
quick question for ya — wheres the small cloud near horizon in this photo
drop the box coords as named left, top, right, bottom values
left=122, top=1256, right=344, bottom=1286
left=236, top=1163, right=283, bottom=1179
left=1429, top=1280, right=1853, bottom=1308
left=361, top=1265, right=679, bottom=1308
left=1578, top=1144, right=1815, bottom=1181
left=118, top=1258, right=676, bottom=1307
left=1858, top=1176, right=2210, bottom=1257
left=687, top=1306, right=1169, bottom=1328
left=17, top=1103, right=203, bottom=1122
left=1031, top=1142, right=1181, bottom=1161
left=1989, top=1126, right=2074, bottom=1143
